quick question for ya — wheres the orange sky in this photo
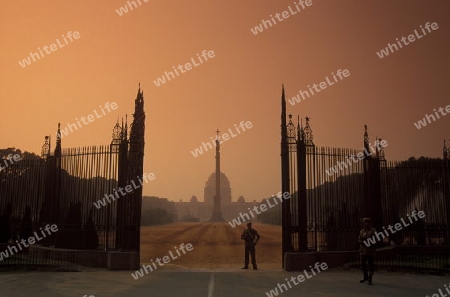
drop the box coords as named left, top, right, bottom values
left=1, top=0, right=449, bottom=202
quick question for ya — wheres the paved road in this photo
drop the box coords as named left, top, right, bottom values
left=0, top=267, right=448, bottom=297
left=140, top=222, right=282, bottom=270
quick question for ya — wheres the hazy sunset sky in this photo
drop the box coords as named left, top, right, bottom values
left=1, top=1, right=449, bottom=203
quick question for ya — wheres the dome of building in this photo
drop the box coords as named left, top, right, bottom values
left=205, top=172, right=231, bottom=188
left=204, top=172, right=232, bottom=205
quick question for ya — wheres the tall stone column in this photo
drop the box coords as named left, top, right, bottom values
left=210, top=129, right=225, bottom=222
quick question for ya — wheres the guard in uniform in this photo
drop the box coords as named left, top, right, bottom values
left=358, top=218, right=376, bottom=285
left=241, top=222, right=260, bottom=270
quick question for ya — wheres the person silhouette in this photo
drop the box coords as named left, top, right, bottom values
left=241, top=222, right=260, bottom=270
left=358, top=218, right=376, bottom=285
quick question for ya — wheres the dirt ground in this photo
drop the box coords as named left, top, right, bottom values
left=140, top=222, right=282, bottom=269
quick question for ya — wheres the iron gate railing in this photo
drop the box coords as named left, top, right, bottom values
left=280, top=86, right=450, bottom=271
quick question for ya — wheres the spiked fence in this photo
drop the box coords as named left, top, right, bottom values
left=281, top=92, right=450, bottom=272
left=0, top=88, right=145, bottom=269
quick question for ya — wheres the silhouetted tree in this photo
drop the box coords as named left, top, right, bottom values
left=141, top=208, right=175, bottom=225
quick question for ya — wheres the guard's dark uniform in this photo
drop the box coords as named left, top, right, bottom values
left=241, top=227, right=260, bottom=269
left=358, top=227, right=376, bottom=284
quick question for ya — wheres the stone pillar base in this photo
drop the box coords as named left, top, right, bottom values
left=284, top=251, right=359, bottom=271
left=107, top=251, right=140, bottom=270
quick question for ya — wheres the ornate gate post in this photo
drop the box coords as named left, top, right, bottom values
left=281, top=86, right=291, bottom=267
left=297, top=117, right=313, bottom=252
left=362, top=126, right=383, bottom=232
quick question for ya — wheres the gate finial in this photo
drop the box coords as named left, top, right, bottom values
left=364, top=124, right=370, bottom=155
left=41, top=135, right=51, bottom=158
left=54, top=123, right=62, bottom=157
left=304, top=117, right=313, bottom=145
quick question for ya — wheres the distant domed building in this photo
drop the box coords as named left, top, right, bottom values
left=173, top=131, right=255, bottom=222
left=204, top=172, right=232, bottom=205
left=173, top=171, right=255, bottom=221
